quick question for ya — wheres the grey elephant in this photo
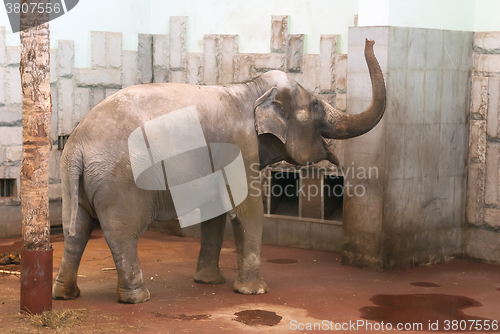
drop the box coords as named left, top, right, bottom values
left=52, top=39, right=386, bottom=303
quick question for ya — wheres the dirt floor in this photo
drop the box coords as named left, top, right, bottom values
left=1, top=230, right=499, bottom=333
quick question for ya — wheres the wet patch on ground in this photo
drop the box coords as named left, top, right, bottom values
left=234, top=309, right=282, bottom=327
left=410, top=282, right=440, bottom=287
left=155, top=313, right=210, bottom=321
left=266, top=259, right=298, bottom=264
left=360, top=294, right=500, bottom=332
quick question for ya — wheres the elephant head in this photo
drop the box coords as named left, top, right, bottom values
left=254, top=39, right=386, bottom=168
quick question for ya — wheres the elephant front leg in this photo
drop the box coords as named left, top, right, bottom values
left=194, top=214, right=226, bottom=284
left=231, top=195, right=269, bottom=295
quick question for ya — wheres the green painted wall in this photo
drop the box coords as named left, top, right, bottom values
left=475, top=0, right=500, bottom=31
left=2, top=0, right=500, bottom=69
left=389, top=0, right=475, bottom=31
left=359, top=0, right=500, bottom=33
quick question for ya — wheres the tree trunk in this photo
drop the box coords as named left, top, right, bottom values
left=19, top=0, right=52, bottom=314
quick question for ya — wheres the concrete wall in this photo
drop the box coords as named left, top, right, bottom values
left=466, top=32, right=500, bottom=262
left=0, top=15, right=347, bottom=239
left=342, top=26, right=472, bottom=270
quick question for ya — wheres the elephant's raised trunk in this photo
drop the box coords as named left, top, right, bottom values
left=323, top=39, right=386, bottom=140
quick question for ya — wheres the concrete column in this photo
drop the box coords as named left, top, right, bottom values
left=319, top=35, right=338, bottom=93
left=235, top=54, right=255, bottom=82
left=0, top=26, right=5, bottom=66
left=137, top=34, right=153, bottom=84
left=343, top=26, right=472, bottom=270
left=122, top=50, right=138, bottom=87
left=153, top=34, right=169, bottom=83
left=187, top=53, right=202, bottom=85
left=286, top=34, right=304, bottom=73
left=220, top=35, right=238, bottom=84
left=466, top=32, right=500, bottom=262
left=169, top=17, right=187, bottom=83
left=203, top=35, right=220, bottom=85
left=270, top=15, right=288, bottom=53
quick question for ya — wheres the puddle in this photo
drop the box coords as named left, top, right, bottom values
left=155, top=313, right=210, bottom=321
left=266, top=259, right=298, bottom=264
left=234, top=309, right=282, bottom=327
left=411, top=282, right=440, bottom=287
left=360, top=294, right=499, bottom=332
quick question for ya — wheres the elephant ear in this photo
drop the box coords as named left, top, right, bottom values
left=254, top=87, right=287, bottom=144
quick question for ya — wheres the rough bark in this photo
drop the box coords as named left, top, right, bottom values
left=20, top=0, right=52, bottom=251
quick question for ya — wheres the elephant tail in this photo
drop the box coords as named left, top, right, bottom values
left=62, top=144, right=84, bottom=237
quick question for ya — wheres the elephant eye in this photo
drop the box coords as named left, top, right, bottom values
left=313, top=101, right=321, bottom=110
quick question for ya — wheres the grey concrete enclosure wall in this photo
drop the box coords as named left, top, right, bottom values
left=0, top=16, right=347, bottom=240
left=2, top=20, right=498, bottom=269
left=342, top=26, right=472, bottom=270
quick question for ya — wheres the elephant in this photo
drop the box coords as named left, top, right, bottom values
left=52, top=39, right=386, bottom=303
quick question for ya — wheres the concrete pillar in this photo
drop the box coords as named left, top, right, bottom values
left=286, top=34, right=304, bottom=73
left=187, top=53, right=203, bottom=85
left=169, top=17, right=187, bottom=83
left=235, top=54, right=255, bottom=82
left=318, top=35, right=338, bottom=95
left=137, top=34, right=153, bottom=84
left=220, top=35, right=238, bottom=84
left=153, top=34, right=169, bottom=83
left=203, top=35, right=219, bottom=85
left=122, top=50, right=138, bottom=88
left=270, top=15, right=288, bottom=53
left=342, top=26, right=472, bottom=270
left=466, top=32, right=500, bottom=262
left=0, top=26, right=5, bottom=66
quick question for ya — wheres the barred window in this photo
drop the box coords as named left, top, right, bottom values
left=0, top=179, right=16, bottom=198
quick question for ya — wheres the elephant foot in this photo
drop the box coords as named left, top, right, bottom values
left=52, top=280, right=81, bottom=300
left=117, top=285, right=150, bottom=304
left=194, top=267, right=225, bottom=284
left=233, top=278, right=269, bottom=295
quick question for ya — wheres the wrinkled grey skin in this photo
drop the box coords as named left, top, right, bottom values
left=53, top=39, right=386, bottom=303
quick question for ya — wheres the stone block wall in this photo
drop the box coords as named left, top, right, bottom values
left=0, top=16, right=347, bottom=239
left=466, top=32, right=500, bottom=262
left=342, top=27, right=472, bottom=270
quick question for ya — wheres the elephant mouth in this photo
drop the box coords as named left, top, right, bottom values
left=321, top=136, right=340, bottom=166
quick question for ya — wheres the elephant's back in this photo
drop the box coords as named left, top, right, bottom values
left=77, top=84, right=222, bottom=137
left=68, top=84, right=223, bottom=156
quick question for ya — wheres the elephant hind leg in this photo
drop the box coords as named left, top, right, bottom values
left=101, top=228, right=150, bottom=304
left=97, top=209, right=151, bottom=304
left=194, top=214, right=226, bottom=284
left=53, top=205, right=95, bottom=300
